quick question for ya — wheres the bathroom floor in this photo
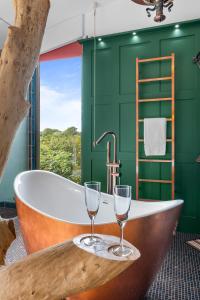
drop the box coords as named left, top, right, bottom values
left=146, top=232, right=200, bottom=300
left=0, top=207, right=17, bottom=218
left=0, top=208, right=199, bottom=300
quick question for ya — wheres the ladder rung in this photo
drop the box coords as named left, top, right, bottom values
left=138, top=77, right=172, bottom=83
left=139, top=159, right=172, bottom=163
left=138, top=97, right=172, bottom=103
left=138, top=56, right=173, bottom=63
left=139, top=179, right=172, bottom=184
left=139, top=118, right=172, bottom=122
left=138, top=139, right=172, bottom=142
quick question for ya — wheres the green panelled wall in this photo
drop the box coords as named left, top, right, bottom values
left=81, top=21, right=200, bottom=233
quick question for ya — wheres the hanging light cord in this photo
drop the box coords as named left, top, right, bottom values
left=0, top=16, right=11, bottom=26
left=93, top=4, right=97, bottom=148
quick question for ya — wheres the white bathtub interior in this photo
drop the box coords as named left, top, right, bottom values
left=14, top=171, right=183, bottom=225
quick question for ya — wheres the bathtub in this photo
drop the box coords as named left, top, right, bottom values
left=14, top=170, right=183, bottom=300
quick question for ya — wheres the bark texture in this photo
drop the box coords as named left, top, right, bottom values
left=0, top=235, right=139, bottom=300
left=0, top=0, right=50, bottom=176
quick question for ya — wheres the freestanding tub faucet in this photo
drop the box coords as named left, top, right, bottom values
left=95, top=131, right=120, bottom=194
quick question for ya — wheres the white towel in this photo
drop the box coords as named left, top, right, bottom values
left=144, top=118, right=167, bottom=156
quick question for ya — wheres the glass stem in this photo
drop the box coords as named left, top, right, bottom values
left=91, top=216, right=95, bottom=240
left=120, top=222, right=125, bottom=251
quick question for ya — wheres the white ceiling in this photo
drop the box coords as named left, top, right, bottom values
left=0, top=0, right=200, bottom=53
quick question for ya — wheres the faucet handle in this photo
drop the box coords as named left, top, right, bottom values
left=107, top=162, right=120, bottom=168
left=111, top=172, right=120, bottom=177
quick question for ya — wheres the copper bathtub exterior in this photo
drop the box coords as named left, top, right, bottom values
left=16, top=197, right=182, bottom=300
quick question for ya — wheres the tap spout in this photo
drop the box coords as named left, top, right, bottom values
left=95, top=131, right=117, bottom=162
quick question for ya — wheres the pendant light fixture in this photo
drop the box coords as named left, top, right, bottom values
left=131, top=0, right=174, bottom=22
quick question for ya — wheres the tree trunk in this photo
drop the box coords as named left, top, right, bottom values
left=0, top=232, right=140, bottom=300
left=0, top=0, right=50, bottom=176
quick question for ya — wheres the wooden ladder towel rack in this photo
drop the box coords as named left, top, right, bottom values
left=136, top=53, right=175, bottom=201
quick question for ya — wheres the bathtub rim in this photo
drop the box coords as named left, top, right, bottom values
left=14, top=170, right=184, bottom=226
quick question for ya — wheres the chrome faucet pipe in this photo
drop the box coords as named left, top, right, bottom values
left=107, top=141, right=111, bottom=194
left=95, top=131, right=120, bottom=194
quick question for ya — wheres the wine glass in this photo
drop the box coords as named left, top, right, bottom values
left=110, top=185, right=133, bottom=257
left=81, top=181, right=102, bottom=246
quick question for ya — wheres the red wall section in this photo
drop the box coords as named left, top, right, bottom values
left=40, top=42, right=82, bottom=62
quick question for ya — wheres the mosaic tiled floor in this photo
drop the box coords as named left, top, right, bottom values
left=1, top=208, right=200, bottom=300
left=146, top=232, right=200, bottom=300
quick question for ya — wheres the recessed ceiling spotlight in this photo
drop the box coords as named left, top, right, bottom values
left=98, top=38, right=102, bottom=42
left=175, top=24, right=180, bottom=29
left=132, top=32, right=137, bottom=36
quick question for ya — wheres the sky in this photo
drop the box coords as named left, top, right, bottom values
left=40, top=57, right=82, bottom=131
